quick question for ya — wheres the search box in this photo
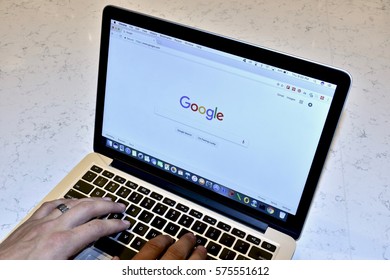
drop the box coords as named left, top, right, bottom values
left=155, top=106, right=249, bottom=148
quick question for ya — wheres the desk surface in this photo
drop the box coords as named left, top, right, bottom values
left=1, top=0, right=389, bottom=259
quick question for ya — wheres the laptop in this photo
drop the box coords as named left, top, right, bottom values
left=16, top=5, right=351, bottom=260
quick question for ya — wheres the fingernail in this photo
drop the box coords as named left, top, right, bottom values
left=102, top=197, right=112, bottom=201
left=122, top=220, right=131, bottom=227
left=166, top=235, right=175, bottom=244
left=117, top=203, right=127, bottom=209
left=185, top=232, right=196, bottom=240
left=196, top=245, right=208, bottom=255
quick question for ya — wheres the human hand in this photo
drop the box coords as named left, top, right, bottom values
left=131, top=232, right=207, bottom=260
left=0, top=197, right=130, bottom=259
left=0, top=198, right=208, bottom=260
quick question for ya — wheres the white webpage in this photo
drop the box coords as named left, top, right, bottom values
left=102, top=27, right=332, bottom=215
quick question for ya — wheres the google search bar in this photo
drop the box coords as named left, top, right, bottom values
left=154, top=106, right=249, bottom=148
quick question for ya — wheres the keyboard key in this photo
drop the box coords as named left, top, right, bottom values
left=104, top=181, right=120, bottom=193
left=217, top=221, right=231, bottom=232
left=151, top=216, right=167, bottom=230
left=165, top=209, right=181, bottom=222
left=93, top=176, right=109, bottom=187
left=130, top=237, right=147, bottom=251
left=189, top=209, right=203, bottom=219
left=123, top=216, right=136, bottom=229
left=176, top=203, right=189, bottom=212
left=102, top=170, right=114, bottom=179
left=203, top=215, right=217, bottom=225
left=150, top=192, right=163, bottom=201
left=177, top=228, right=191, bottom=239
left=118, top=231, right=134, bottom=245
left=116, top=186, right=131, bottom=199
left=138, top=186, right=150, bottom=195
left=73, top=180, right=94, bottom=194
left=219, top=233, right=236, bottom=247
left=232, top=228, right=246, bottom=238
left=261, top=241, right=277, bottom=252
left=146, top=229, right=162, bottom=240
left=195, top=235, right=207, bottom=246
left=125, top=180, right=138, bottom=189
left=191, top=221, right=208, bottom=234
left=104, top=193, right=118, bottom=202
left=82, top=171, right=97, bottom=182
left=236, top=255, right=250, bottom=260
left=152, top=203, right=168, bottom=216
left=126, top=205, right=141, bottom=217
left=164, top=222, right=180, bottom=236
left=162, top=197, right=176, bottom=207
left=128, top=192, right=144, bottom=204
left=246, top=234, right=261, bottom=245
left=140, top=197, right=156, bottom=210
left=64, top=189, right=86, bottom=199
left=91, top=165, right=103, bottom=173
left=109, top=231, right=120, bottom=239
left=178, top=214, right=194, bottom=228
left=220, top=248, right=236, bottom=260
left=94, top=237, right=137, bottom=260
left=205, top=227, right=221, bottom=241
left=233, top=240, right=250, bottom=254
left=117, top=198, right=129, bottom=208
left=133, top=222, right=149, bottom=236
left=138, top=210, right=154, bottom=223
left=206, top=241, right=222, bottom=257
left=248, top=246, right=273, bottom=260
left=108, top=213, right=124, bottom=220
left=90, top=187, right=106, bottom=198
left=114, top=175, right=126, bottom=184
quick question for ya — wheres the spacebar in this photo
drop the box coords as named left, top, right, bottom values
left=94, top=237, right=137, bottom=260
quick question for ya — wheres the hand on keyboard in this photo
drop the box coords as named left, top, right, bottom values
left=132, top=233, right=207, bottom=260
left=0, top=198, right=207, bottom=260
left=66, top=166, right=276, bottom=260
left=0, top=198, right=128, bottom=259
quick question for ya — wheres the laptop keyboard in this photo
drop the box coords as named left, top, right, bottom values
left=64, top=165, right=277, bottom=260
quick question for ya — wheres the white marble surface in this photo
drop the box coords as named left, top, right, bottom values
left=0, top=0, right=389, bottom=260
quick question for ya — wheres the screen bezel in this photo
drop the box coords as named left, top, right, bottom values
left=94, top=5, right=351, bottom=240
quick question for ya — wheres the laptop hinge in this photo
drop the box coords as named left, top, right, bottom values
left=110, top=159, right=269, bottom=234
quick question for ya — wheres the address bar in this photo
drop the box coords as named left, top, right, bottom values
left=121, top=29, right=159, bottom=48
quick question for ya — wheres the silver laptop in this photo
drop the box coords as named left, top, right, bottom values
left=17, top=5, right=351, bottom=260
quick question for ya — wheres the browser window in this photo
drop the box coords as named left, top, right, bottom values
left=103, top=20, right=336, bottom=218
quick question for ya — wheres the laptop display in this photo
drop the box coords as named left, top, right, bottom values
left=94, top=7, right=350, bottom=241
left=103, top=18, right=334, bottom=219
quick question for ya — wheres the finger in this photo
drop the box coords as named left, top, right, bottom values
left=57, top=199, right=127, bottom=229
left=30, top=199, right=75, bottom=220
left=132, top=235, right=174, bottom=260
left=188, top=245, right=208, bottom=260
left=62, top=218, right=131, bottom=257
left=40, top=197, right=106, bottom=221
left=160, top=233, right=197, bottom=260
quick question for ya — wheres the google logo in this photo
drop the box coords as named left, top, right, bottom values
left=179, top=96, right=224, bottom=121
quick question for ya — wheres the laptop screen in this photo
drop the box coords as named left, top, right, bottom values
left=101, top=18, right=337, bottom=222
